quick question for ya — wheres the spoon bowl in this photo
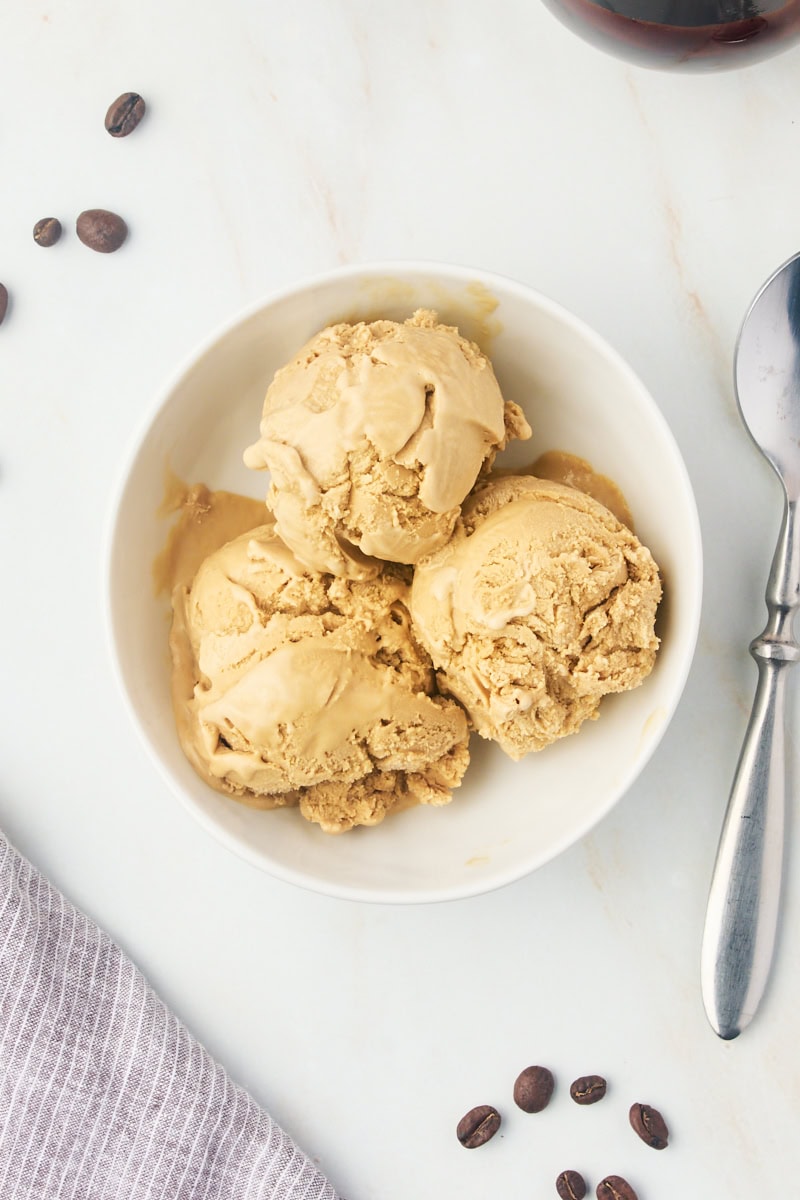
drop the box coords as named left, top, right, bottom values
left=735, top=252, right=800, bottom=496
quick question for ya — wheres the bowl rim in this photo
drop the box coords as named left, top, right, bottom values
left=103, top=258, right=704, bottom=904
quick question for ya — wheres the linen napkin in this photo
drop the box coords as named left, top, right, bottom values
left=0, top=832, right=342, bottom=1200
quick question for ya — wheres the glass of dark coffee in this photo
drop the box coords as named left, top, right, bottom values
left=539, top=0, right=800, bottom=70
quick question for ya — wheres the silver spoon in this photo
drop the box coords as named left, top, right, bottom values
left=701, top=251, right=800, bottom=1039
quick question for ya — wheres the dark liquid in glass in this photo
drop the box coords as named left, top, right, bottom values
left=540, top=0, right=800, bottom=69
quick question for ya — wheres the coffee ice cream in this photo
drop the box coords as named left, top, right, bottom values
left=410, top=475, right=661, bottom=759
left=243, top=309, right=531, bottom=579
left=162, top=306, right=665, bottom=834
left=170, top=517, right=470, bottom=832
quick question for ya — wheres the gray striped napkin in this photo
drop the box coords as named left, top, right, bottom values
left=0, top=832, right=342, bottom=1200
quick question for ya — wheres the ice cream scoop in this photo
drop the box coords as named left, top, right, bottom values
left=170, top=520, right=470, bottom=832
left=702, top=251, right=800, bottom=1039
left=244, top=309, right=530, bottom=578
left=410, top=476, right=661, bottom=759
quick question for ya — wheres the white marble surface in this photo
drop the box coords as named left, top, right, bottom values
left=3, top=2, right=800, bottom=1196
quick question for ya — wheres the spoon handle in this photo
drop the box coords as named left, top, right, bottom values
left=701, top=496, right=800, bottom=1039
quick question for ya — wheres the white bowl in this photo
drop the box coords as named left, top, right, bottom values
left=106, top=262, right=702, bottom=904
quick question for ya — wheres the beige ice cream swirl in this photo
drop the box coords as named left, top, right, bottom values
left=410, top=475, right=662, bottom=760
left=243, top=309, right=530, bottom=579
left=170, top=521, right=470, bottom=832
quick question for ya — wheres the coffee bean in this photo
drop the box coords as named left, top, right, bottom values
left=105, top=91, right=146, bottom=137
left=0, top=284, right=8, bottom=326
left=456, top=1104, right=501, bottom=1149
left=570, top=1075, right=607, bottom=1105
left=33, top=217, right=62, bottom=247
left=76, top=209, right=128, bottom=254
left=629, top=1101, right=669, bottom=1149
left=596, top=1176, right=638, bottom=1200
left=513, top=1065, right=554, bottom=1113
left=556, top=1168, right=587, bottom=1199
